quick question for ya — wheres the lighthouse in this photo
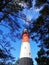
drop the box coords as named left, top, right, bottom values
left=19, top=29, right=33, bottom=65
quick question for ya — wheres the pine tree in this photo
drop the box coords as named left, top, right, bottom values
left=32, top=0, right=49, bottom=65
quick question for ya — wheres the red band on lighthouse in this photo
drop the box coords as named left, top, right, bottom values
left=22, top=32, right=29, bottom=42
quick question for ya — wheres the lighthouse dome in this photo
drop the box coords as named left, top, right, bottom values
left=24, top=29, right=27, bottom=33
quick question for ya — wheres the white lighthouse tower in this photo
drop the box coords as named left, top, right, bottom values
left=19, top=29, right=33, bottom=65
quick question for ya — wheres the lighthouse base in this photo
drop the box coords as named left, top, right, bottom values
left=19, top=57, right=33, bottom=65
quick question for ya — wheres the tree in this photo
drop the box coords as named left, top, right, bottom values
left=35, top=48, right=49, bottom=65
left=0, top=0, right=21, bottom=64
left=30, top=0, right=49, bottom=65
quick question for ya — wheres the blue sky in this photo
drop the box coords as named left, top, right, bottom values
left=0, top=0, right=43, bottom=65
left=0, top=7, right=40, bottom=65
left=0, top=9, right=40, bottom=65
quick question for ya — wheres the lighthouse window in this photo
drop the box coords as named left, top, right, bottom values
left=29, top=52, right=31, bottom=55
left=24, top=47, right=26, bottom=49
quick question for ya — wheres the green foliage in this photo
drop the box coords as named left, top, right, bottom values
left=35, top=57, right=49, bottom=65
left=35, top=0, right=48, bottom=7
left=32, top=0, right=49, bottom=65
left=40, top=5, right=49, bottom=17
left=37, top=48, right=45, bottom=57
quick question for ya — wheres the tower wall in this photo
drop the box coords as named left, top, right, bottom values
left=20, top=42, right=32, bottom=58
